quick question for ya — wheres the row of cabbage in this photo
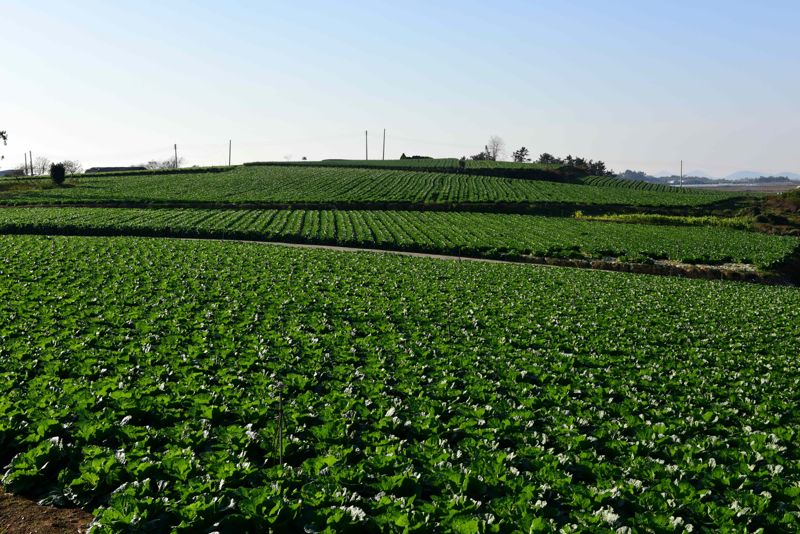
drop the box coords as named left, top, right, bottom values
left=581, top=176, right=678, bottom=192
left=1, top=235, right=798, bottom=532
left=0, top=207, right=795, bottom=268
left=4, top=166, right=735, bottom=208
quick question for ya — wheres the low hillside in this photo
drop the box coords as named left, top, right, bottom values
left=581, top=175, right=680, bottom=192
left=0, top=165, right=737, bottom=212
left=244, top=158, right=586, bottom=182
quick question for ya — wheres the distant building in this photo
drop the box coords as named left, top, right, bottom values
left=0, top=169, right=25, bottom=177
left=85, top=166, right=147, bottom=174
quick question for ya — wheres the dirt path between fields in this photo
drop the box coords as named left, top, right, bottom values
left=0, top=487, right=92, bottom=534
left=185, top=238, right=791, bottom=285
left=0, top=227, right=792, bottom=284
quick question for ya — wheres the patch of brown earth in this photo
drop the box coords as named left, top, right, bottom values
left=0, top=487, right=92, bottom=534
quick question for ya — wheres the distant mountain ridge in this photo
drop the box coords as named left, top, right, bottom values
left=617, top=170, right=800, bottom=189
left=644, top=169, right=800, bottom=182
left=723, top=170, right=800, bottom=181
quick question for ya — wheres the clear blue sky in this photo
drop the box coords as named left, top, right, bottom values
left=3, top=0, right=799, bottom=176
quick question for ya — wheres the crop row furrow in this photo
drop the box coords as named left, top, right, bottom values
left=0, top=207, right=795, bottom=268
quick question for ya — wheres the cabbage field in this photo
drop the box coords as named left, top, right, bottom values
left=1, top=235, right=798, bottom=532
left=0, top=207, right=796, bottom=268
left=245, top=158, right=561, bottom=169
left=0, top=162, right=796, bottom=533
left=241, top=159, right=578, bottom=182
left=2, top=166, right=734, bottom=208
left=580, top=176, right=678, bottom=192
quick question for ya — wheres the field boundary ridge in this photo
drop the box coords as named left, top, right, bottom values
left=1, top=225, right=795, bottom=285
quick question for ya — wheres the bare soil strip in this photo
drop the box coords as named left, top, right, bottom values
left=0, top=487, right=92, bottom=534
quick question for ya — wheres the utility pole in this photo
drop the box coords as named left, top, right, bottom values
left=365, top=130, right=368, bottom=160
left=382, top=129, right=386, bottom=160
left=228, top=140, right=232, bottom=167
left=24, top=153, right=28, bottom=177
left=174, top=144, right=178, bottom=169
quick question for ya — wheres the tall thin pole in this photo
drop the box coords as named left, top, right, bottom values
left=174, top=144, right=178, bottom=169
left=365, top=130, right=368, bottom=160
left=24, top=153, right=28, bottom=177
left=382, top=129, right=386, bottom=160
left=228, top=140, right=232, bottom=167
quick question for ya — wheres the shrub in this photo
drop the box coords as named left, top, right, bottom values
left=50, top=163, right=66, bottom=185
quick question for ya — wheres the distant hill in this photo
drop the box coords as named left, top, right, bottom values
left=652, top=169, right=716, bottom=180
left=652, top=169, right=800, bottom=181
left=687, top=170, right=714, bottom=178
left=736, top=171, right=800, bottom=181
left=655, top=169, right=714, bottom=178
left=619, top=169, right=799, bottom=186
left=724, top=171, right=768, bottom=181
left=725, top=170, right=800, bottom=181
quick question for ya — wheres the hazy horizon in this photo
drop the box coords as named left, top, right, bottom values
left=3, top=1, right=799, bottom=176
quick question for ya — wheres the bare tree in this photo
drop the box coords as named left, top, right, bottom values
left=62, top=160, right=84, bottom=175
left=33, top=156, right=51, bottom=176
left=487, top=136, right=505, bottom=161
left=145, top=157, right=184, bottom=170
left=0, top=130, right=7, bottom=161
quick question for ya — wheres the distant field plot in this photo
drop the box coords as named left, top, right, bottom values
left=0, top=235, right=798, bottom=532
left=248, top=157, right=461, bottom=169
left=0, top=207, right=796, bottom=268
left=581, top=175, right=679, bottom=192
left=2, top=166, right=737, bottom=208
left=244, top=158, right=564, bottom=172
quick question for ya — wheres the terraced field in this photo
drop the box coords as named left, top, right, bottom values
left=1, top=159, right=796, bottom=534
left=1, top=166, right=736, bottom=208
left=244, top=158, right=564, bottom=172
left=1, top=235, right=798, bottom=532
left=581, top=176, right=679, bottom=192
left=0, top=207, right=796, bottom=268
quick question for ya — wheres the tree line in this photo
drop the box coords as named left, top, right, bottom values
left=468, top=136, right=613, bottom=175
left=5, top=156, right=83, bottom=177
